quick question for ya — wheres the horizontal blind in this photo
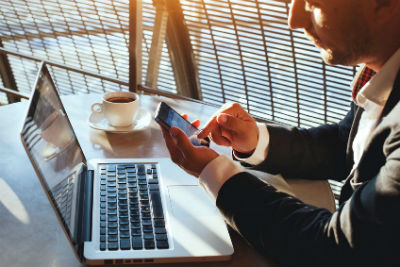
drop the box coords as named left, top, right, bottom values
left=180, top=0, right=357, bottom=127
left=0, top=0, right=176, bottom=102
left=0, top=0, right=357, bottom=128
left=142, top=0, right=177, bottom=94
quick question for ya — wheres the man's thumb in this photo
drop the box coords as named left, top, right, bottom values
left=170, top=127, right=194, bottom=155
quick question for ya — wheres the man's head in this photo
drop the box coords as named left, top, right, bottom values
left=288, top=0, right=400, bottom=71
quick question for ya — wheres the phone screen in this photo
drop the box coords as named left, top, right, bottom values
left=155, top=102, right=210, bottom=146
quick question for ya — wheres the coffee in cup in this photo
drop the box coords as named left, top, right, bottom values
left=91, top=91, right=139, bottom=127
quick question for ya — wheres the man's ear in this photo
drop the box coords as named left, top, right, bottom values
left=373, top=0, right=400, bottom=24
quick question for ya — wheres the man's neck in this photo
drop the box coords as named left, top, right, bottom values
left=365, top=43, right=400, bottom=72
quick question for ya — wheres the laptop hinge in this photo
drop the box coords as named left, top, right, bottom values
left=77, top=166, right=93, bottom=261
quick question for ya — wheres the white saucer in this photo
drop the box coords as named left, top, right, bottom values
left=88, top=109, right=152, bottom=133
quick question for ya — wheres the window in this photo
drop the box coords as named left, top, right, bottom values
left=0, top=0, right=356, bottom=129
left=179, top=0, right=357, bottom=127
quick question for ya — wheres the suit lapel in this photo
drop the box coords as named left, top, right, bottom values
left=340, top=69, right=400, bottom=201
left=345, top=104, right=363, bottom=170
left=377, top=69, right=400, bottom=124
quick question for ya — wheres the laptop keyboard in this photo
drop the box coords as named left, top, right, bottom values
left=99, top=163, right=169, bottom=251
left=52, top=173, right=75, bottom=225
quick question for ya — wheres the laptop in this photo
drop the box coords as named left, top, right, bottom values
left=20, top=63, right=234, bottom=265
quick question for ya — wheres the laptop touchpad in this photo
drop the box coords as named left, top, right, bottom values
left=167, top=185, right=218, bottom=217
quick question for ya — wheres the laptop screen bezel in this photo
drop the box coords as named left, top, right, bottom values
left=20, top=62, right=90, bottom=262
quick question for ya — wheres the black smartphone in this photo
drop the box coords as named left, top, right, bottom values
left=154, top=102, right=210, bottom=146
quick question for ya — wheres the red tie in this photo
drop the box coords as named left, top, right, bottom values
left=352, top=67, right=376, bottom=100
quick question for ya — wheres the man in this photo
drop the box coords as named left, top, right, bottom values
left=161, top=0, right=400, bottom=264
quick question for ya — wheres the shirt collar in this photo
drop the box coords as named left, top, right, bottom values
left=353, top=48, right=400, bottom=107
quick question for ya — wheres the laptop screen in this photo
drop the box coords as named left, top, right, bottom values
left=21, top=64, right=86, bottom=251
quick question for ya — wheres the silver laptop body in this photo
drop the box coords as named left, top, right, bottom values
left=20, top=63, right=233, bottom=265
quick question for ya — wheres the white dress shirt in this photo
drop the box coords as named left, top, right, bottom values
left=199, top=48, right=400, bottom=203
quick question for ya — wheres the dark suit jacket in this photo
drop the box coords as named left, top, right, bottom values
left=216, top=70, right=400, bottom=265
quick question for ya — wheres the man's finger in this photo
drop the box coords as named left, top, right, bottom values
left=198, top=102, right=248, bottom=139
left=217, top=113, right=249, bottom=132
left=191, top=119, right=201, bottom=129
left=170, top=127, right=195, bottom=156
left=197, top=117, right=218, bottom=138
left=161, top=127, right=183, bottom=164
left=209, top=125, right=232, bottom=146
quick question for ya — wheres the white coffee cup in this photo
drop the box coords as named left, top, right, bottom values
left=91, top=91, right=140, bottom=127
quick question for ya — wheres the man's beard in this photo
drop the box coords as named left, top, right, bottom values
left=318, top=23, right=372, bottom=67
left=320, top=40, right=372, bottom=67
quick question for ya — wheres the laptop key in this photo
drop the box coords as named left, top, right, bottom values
left=149, top=184, right=159, bottom=191
left=137, top=164, right=145, bottom=175
left=108, top=203, right=117, bottom=209
left=155, top=227, right=166, bottom=234
left=118, top=184, right=127, bottom=189
left=150, top=191, right=164, bottom=218
left=142, top=219, right=152, bottom=226
left=107, top=165, right=116, bottom=171
left=107, top=197, right=117, bottom=203
left=156, top=234, right=167, bottom=241
left=131, top=209, right=139, bottom=216
left=108, top=242, right=118, bottom=250
left=120, top=239, right=130, bottom=250
left=107, top=180, right=116, bottom=185
left=131, top=228, right=142, bottom=236
left=143, top=227, right=153, bottom=233
left=120, top=224, right=129, bottom=231
left=154, top=219, right=165, bottom=227
left=139, top=184, right=147, bottom=191
left=127, top=178, right=137, bottom=183
left=100, top=235, right=106, bottom=242
left=108, top=235, right=118, bottom=242
left=107, top=187, right=117, bottom=193
left=119, top=218, right=129, bottom=225
left=130, top=188, right=138, bottom=194
left=156, top=240, right=169, bottom=249
left=132, top=237, right=143, bottom=250
left=108, top=209, right=117, bottom=216
left=144, top=240, right=155, bottom=249
left=143, top=233, right=154, bottom=240
left=127, top=167, right=136, bottom=173
left=108, top=215, right=117, bottom=222
left=108, top=192, right=117, bottom=198
left=120, top=230, right=130, bottom=238
left=100, top=228, right=106, bottom=235
left=108, top=222, right=118, bottom=228
left=100, top=242, right=106, bottom=251
left=108, top=228, right=118, bottom=235
left=131, top=217, right=140, bottom=224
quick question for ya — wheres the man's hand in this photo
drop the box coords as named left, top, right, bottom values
left=161, top=126, right=219, bottom=177
left=198, top=102, right=258, bottom=154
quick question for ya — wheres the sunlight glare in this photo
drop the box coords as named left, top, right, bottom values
left=0, top=178, right=30, bottom=224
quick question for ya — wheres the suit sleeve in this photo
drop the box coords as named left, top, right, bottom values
left=217, top=170, right=399, bottom=265
left=251, top=103, right=355, bottom=181
left=216, top=103, right=400, bottom=265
